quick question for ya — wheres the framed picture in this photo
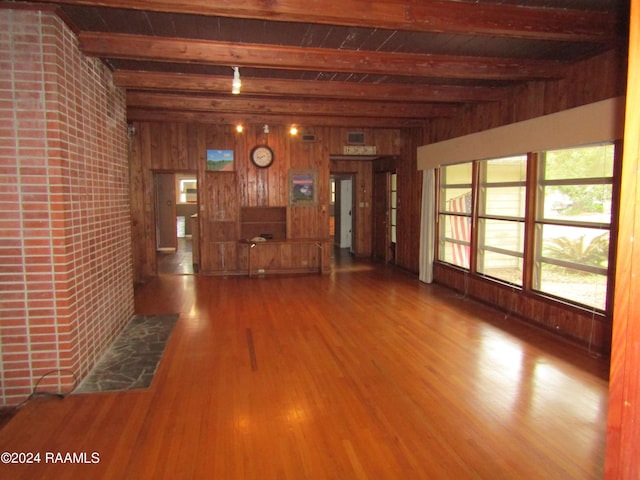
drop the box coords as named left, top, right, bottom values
left=206, top=149, right=234, bottom=171
left=289, top=169, right=317, bottom=206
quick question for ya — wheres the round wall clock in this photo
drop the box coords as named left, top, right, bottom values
left=250, top=145, right=274, bottom=168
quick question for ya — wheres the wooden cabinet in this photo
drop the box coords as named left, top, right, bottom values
left=238, top=206, right=327, bottom=275
left=239, top=239, right=325, bottom=276
left=240, top=206, right=286, bottom=240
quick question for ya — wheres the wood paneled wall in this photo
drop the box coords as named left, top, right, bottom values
left=425, top=50, right=626, bottom=144
left=328, top=128, right=401, bottom=155
left=605, top=1, right=640, bottom=475
left=130, top=122, right=401, bottom=280
left=372, top=127, right=427, bottom=273
left=434, top=263, right=612, bottom=353
left=129, top=49, right=626, bottom=352
left=129, top=122, right=201, bottom=281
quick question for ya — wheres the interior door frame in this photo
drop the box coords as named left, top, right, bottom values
left=332, top=173, right=356, bottom=253
left=373, top=170, right=392, bottom=263
left=152, top=169, right=199, bottom=275
left=154, top=172, right=177, bottom=251
left=340, top=178, right=354, bottom=251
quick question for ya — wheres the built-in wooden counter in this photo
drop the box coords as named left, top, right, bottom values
left=239, top=238, right=328, bottom=276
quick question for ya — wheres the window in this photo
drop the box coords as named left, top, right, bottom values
left=438, top=163, right=473, bottom=269
left=533, top=144, right=614, bottom=310
left=330, top=178, right=336, bottom=205
left=177, top=177, right=197, bottom=204
left=477, top=155, right=527, bottom=286
left=435, top=143, right=617, bottom=312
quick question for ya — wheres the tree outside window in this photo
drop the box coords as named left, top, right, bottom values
left=534, top=144, right=614, bottom=310
left=435, top=143, right=617, bottom=312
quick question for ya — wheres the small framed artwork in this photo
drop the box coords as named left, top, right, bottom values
left=289, top=169, right=317, bottom=206
left=206, top=149, right=234, bottom=171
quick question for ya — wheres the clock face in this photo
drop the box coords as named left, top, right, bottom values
left=250, top=145, right=274, bottom=168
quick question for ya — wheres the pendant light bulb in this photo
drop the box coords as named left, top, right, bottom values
left=232, top=67, right=241, bottom=94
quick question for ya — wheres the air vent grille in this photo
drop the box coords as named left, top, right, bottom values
left=347, top=131, right=365, bottom=145
left=301, top=133, right=316, bottom=142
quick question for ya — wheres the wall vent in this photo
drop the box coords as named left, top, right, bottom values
left=301, top=132, right=316, bottom=142
left=347, top=131, right=365, bottom=145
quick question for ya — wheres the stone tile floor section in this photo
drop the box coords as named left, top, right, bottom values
left=158, top=237, right=194, bottom=274
left=74, top=314, right=179, bottom=394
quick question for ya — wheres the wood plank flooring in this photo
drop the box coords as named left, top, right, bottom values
left=0, top=254, right=610, bottom=479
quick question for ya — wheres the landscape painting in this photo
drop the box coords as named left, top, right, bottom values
left=289, top=170, right=317, bottom=206
left=206, top=150, right=234, bottom=171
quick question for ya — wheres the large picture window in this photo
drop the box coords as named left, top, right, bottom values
left=533, top=144, right=615, bottom=310
left=435, top=143, right=617, bottom=313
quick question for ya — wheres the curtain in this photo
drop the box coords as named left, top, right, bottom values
left=419, top=169, right=435, bottom=283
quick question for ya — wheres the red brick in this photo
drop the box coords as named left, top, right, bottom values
left=1, top=8, right=132, bottom=406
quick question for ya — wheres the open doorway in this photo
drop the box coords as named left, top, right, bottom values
left=330, top=174, right=355, bottom=256
left=372, top=170, right=397, bottom=264
left=154, top=172, right=198, bottom=274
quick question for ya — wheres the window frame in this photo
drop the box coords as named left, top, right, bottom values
left=476, top=155, right=528, bottom=286
left=531, top=144, right=617, bottom=311
left=434, top=142, right=620, bottom=314
left=437, top=163, right=474, bottom=270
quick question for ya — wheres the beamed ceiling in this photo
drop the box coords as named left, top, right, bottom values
left=22, top=0, right=631, bottom=128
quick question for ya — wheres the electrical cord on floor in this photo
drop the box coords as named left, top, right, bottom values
left=12, top=369, right=78, bottom=411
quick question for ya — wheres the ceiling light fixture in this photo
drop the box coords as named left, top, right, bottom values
left=232, top=66, right=241, bottom=94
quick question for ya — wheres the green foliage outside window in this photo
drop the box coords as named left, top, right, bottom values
left=543, top=233, right=609, bottom=269
left=544, top=145, right=614, bottom=215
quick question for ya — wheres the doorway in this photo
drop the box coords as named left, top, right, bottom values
left=331, top=174, right=355, bottom=255
left=154, top=172, right=198, bottom=274
left=372, top=171, right=396, bottom=264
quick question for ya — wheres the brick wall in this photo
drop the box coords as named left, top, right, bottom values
left=0, top=8, right=134, bottom=406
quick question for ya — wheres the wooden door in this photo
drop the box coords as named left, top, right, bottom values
left=155, top=173, right=176, bottom=250
left=373, top=171, right=390, bottom=262
left=334, top=177, right=342, bottom=247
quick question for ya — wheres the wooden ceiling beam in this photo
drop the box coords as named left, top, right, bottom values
left=125, top=108, right=428, bottom=128
left=38, top=0, right=619, bottom=42
left=113, top=70, right=508, bottom=103
left=80, top=32, right=565, bottom=81
left=125, top=91, right=459, bottom=119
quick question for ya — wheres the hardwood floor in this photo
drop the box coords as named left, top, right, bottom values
left=0, top=255, right=610, bottom=479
